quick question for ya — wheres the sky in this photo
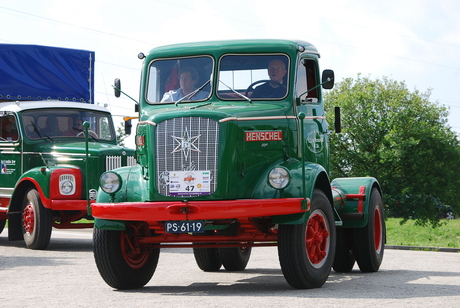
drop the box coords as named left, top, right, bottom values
left=1, top=0, right=459, bottom=146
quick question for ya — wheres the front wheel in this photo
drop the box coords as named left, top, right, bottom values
left=93, top=222, right=160, bottom=289
left=22, top=188, right=52, bottom=250
left=278, top=189, right=336, bottom=289
left=353, top=188, right=385, bottom=272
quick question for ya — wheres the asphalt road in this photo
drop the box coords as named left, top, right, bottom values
left=1, top=228, right=459, bottom=308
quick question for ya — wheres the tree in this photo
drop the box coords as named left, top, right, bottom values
left=325, top=74, right=460, bottom=226
left=116, top=121, right=129, bottom=147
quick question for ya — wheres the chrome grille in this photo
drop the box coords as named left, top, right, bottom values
left=106, top=155, right=136, bottom=171
left=156, top=117, right=219, bottom=196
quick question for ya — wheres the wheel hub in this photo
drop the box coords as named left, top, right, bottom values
left=306, top=214, right=330, bottom=264
left=22, top=202, right=35, bottom=235
left=121, top=223, right=152, bottom=269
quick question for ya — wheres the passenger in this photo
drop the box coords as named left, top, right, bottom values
left=251, top=59, right=287, bottom=98
left=161, top=66, right=208, bottom=102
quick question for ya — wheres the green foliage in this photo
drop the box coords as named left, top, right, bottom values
left=386, top=218, right=460, bottom=248
left=325, top=74, right=460, bottom=226
left=116, top=121, right=128, bottom=146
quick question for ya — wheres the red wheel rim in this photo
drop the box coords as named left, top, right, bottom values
left=306, top=210, right=330, bottom=268
left=120, top=222, right=152, bottom=269
left=22, top=202, right=35, bottom=235
left=374, top=207, right=383, bottom=253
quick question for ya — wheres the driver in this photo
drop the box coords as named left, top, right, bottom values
left=251, top=59, right=287, bottom=98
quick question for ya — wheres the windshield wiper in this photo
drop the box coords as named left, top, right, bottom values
left=219, top=80, right=252, bottom=103
left=175, top=79, right=211, bottom=107
left=31, top=121, right=54, bottom=142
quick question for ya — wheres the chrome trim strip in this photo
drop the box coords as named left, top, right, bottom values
left=138, top=120, right=157, bottom=126
left=219, top=115, right=325, bottom=123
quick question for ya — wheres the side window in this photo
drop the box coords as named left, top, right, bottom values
left=296, top=59, right=318, bottom=103
left=0, top=115, right=19, bottom=142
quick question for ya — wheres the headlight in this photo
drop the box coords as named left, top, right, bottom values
left=268, top=167, right=290, bottom=189
left=100, top=172, right=122, bottom=194
left=59, top=174, right=76, bottom=195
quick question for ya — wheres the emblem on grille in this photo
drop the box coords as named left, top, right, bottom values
left=171, top=127, right=201, bottom=161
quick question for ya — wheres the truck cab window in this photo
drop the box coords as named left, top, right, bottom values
left=218, top=54, right=289, bottom=100
left=296, top=59, right=318, bottom=103
left=146, top=56, right=213, bottom=104
left=0, top=115, right=18, bottom=141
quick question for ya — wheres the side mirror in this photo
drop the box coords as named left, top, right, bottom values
left=322, top=70, right=334, bottom=89
left=114, top=78, right=121, bottom=98
left=125, top=119, right=132, bottom=135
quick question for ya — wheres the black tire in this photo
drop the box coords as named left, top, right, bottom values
left=93, top=222, right=160, bottom=289
left=353, top=188, right=385, bottom=272
left=218, top=223, right=252, bottom=271
left=22, top=188, right=53, bottom=250
left=278, top=189, right=336, bottom=289
left=0, top=219, right=5, bottom=234
left=193, top=230, right=222, bottom=272
left=333, top=228, right=355, bottom=272
left=193, top=247, right=222, bottom=271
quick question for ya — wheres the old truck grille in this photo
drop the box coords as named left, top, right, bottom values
left=106, top=155, right=136, bottom=171
left=156, top=117, right=219, bottom=197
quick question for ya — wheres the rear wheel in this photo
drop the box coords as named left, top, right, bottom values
left=93, top=221, right=160, bottom=289
left=193, top=247, right=222, bottom=271
left=278, top=189, right=336, bottom=289
left=354, top=188, right=385, bottom=272
left=22, top=188, right=52, bottom=250
left=218, top=223, right=252, bottom=271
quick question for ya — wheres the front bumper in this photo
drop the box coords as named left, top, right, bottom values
left=91, top=198, right=308, bottom=221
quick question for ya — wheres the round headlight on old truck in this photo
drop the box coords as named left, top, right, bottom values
left=268, top=167, right=290, bottom=189
left=100, top=172, right=122, bottom=194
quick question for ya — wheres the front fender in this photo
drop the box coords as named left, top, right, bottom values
left=252, top=159, right=330, bottom=224
left=96, top=164, right=147, bottom=203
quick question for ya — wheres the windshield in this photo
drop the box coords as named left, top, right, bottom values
left=22, top=109, right=115, bottom=141
left=218, top=54, right=289, bottom=100
left=146, top=56, right=213, bottom=104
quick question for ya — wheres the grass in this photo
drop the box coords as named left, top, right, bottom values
left=385, top=217, right=460, bottom=249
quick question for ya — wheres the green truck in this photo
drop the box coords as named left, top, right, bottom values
left=91, top=39, right=385, bottom=289
left=0, top=44, right=134, bottom=249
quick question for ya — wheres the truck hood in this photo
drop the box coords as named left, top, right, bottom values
left=143, top=101, right=292, bottom=122
left=33, top=140, right=134, bottom=157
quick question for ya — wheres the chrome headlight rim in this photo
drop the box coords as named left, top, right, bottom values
left=268, top=167, right=290, bottom=189
left=60, top=179, right=74, bottom=195
left=100, top=171, right=122, bottom=194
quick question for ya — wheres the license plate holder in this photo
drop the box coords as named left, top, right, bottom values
left=165, top=220, right=205, bottom=233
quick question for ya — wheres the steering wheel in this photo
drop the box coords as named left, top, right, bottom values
left=245, top=80, right=286, bottom=97
left=77, top=130, right=99, bottom=139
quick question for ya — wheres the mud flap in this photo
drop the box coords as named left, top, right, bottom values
left=7, top=212, right=23, bottom=241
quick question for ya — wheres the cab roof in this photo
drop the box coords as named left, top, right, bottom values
left=144, top=39, right=320, bottom=59
left=0, top=100, right=110, bottom=113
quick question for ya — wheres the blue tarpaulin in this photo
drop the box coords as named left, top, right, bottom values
left=0, top=44, right=94, bottom=103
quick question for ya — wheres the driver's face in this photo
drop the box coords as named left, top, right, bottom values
left=268, top=60, right=286, bottom=83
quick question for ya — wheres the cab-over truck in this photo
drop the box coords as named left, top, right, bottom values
left=91, top=39, right=385, bottom=289
left=0, top=44, right=134, bottom=249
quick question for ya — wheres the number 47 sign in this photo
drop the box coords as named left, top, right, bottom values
left=169, top=170, right=211, bottom=196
